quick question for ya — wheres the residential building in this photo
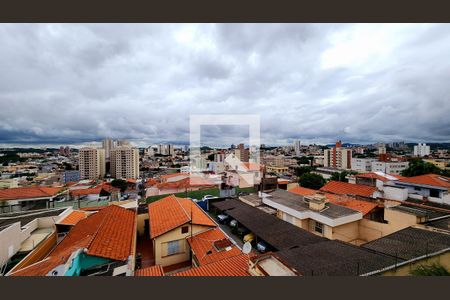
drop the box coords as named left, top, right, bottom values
left=377, top=144, right=386, bottom=155
left=78, top=147, right=105, bottom=180
left=110, top=146, right=140, bottom=179
left=371, top=160, right=409, bottom=175
left=294, top=140, right=301, bottom=157
left=8, top=205, right=137, bottom=276
left=145, top=146, right=155, bottom=157
left=102, top=138, right=114, bottom=160
left=392, top=174, right=450, bottom=205
left=320, top=181, right=379, bottom=198
left=147, top=195, right=217, bottom=267
left=62, top=170, right=81, bottom=184
left=351, top=158, right=377, bottom=173
left=414, top=143, right=430, bottom=157
left=234, top=143, right=249, bottom=162
left=158, top=144, right=174, bottom=156
left=0, top=186, right=66, bottom=213
left=324, top=140, right=352, bottom=170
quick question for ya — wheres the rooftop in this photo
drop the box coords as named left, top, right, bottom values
left=362, top=226, right=450, bottom=261
left=135, top=265, right=165, bottom=276
left=0, top=208, right=67, bottom=229
left=57, top=210, right=89, bottom=226
left=398, top=174, right=450, bottom=188
left=320, top=181, right=377, bottom=198
left=356, top=172, right=404, bottom=182
left=187, top=227, right=242, bottom=266
left=277, top=240, right=396, bottom=276
left=148, top=195, right=216, bottom=238
left=172, top=254, right=251, bottom=276
left=0, top=186, right=64, bottom=201
left=212, top=198, right=326, bottom=251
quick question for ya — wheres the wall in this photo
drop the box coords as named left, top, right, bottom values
left=359, top=208, right=419, bottom=242
left=7, top=231, right=57, bottom=275
left=153, top=224, right=213, bottom=267
left=331, top=221, right=360, bottom=243
left=136, top=213, right=148, bottom=237
left=0, top=223, right=23, bottom=266
left=381, top=252, right=450, bottom=276
left=382, top=186, right=408, bottom=201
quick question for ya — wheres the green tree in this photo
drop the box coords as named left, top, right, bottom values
left=401, top=158, right=444, bottom=177
left=111, top=179, right=128, bottom=193
left=298, top=173, right=325, bottom=190
left=410, top=263, right=450, bottom=276
left=330, top=171, right=350, bottom=182
left=294, top=166, right=314, bottom=177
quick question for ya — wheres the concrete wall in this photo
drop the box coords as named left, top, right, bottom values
left=136, top=213, right=148, bottom=237
left=383, top=186, right=408, bottom=201
left=0, top=223, right=23, bottom=266
left=381, top=252, right=450, bottom=276
left=153, top=224, right=213, bottom=267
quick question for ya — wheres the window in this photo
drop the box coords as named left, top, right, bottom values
left=166, top=240, right=183, bottom=256
left=430, top=189, right=440, bottom=198
left=314, top=221, right=323, bottom=234
left=181, top=226, right=189, bottom=234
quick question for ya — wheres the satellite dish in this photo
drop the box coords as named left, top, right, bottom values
left=46, top=264, right=66, bottom=276
left=242, top=242, right=252, bottom=254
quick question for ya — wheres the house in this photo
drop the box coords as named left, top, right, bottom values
left=8, top=205, right=137, bottom=276
left=0, top=186, right=66, bottom=213
left=262, top=189, right=364, bottom=244
left=393, top=174, right=450, bottom=205
left=320, top=181, right=379, bottom=198
left=145, top=174, right=218, bottom=198
left=148, top=195, right=216, bottom=267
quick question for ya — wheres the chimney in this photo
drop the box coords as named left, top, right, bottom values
left=307, top=193, right=327, bottom=211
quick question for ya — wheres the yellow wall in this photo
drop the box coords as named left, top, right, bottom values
left=381, top=252, right=450, bottom=276
left=136, top=213, right=148, bottom=237
left=153, top=224, right=214, bottom=267
left=359, top=208, right=420, bottom=242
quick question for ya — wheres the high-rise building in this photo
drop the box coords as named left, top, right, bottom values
left=414, top=143, right=430, bottom=157
left=110, top=146, right=140, bottom=179
left=102, top=138, right=114, bottom=160
left=64, top=146, right=70, bottom=156
left=234, top=143, right=249, bottom=162
left=79, top=148, right=106, bottom=180
left=59, top=146, right=65, bottom=156
left=145, top=146, right=155, bottom=157
left=158, top=144, right=174, bottom=156
left=378, top=144, right=386, bottom=155
left=324, top=140, right=352, bottom=170
left=116, top=140, right=131, bottom=147
left=294, top=140, right=301, bottom=157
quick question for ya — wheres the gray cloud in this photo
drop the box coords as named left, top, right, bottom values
left=0, top=23, right=449, bottom=147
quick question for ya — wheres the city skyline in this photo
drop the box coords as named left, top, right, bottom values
left=1, top=24, right=450, bottom=146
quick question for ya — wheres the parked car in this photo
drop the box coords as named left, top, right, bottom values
left=217, top=214, right=229, bottom=224
left=202, top=195, right=217, bottom=200
left=229, top=219, right=238, bottom=228
left=243, top=233, right=255, bottom=244
left=256, top=240, right=269, bottom=253
left=237, top=226, right=250, bottom=237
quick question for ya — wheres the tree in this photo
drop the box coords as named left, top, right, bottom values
left=401, top=158, right=444, bottom=177
left=207, top=154, right=215, bottom=161
left=298, top=173, right=325, bottom=190
left=294, top=166, right=314, bottom=177
left=111, top=179, right=128, bottom=193
left=330, top=171, right=350, bottom=182
left=410, top=263, right=450, bottom=276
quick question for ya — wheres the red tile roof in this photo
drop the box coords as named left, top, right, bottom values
left=289, top=186, right=377, bottom=215
left=398, top=174, right=450, bottom=188
left=289, top=186, right=317, bottom=196
left=148, top=195, right=216, bottom=238
left=356, top=172, right=404, bottom=182
left=320, top=181, right=377, bottom=198
left=69, top=186, right=102, bottom=197
left=58, top=210, right=88, bottom=226
left=172, top=254, right=251, bottom=276
left=135, top=265, right=165, bottom=276
left=187, top=228, right=242, bottom=266
left=0, top=186, right=63, bottom=201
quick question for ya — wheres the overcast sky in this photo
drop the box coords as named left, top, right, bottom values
left=0, top=23, right=449, bottom=148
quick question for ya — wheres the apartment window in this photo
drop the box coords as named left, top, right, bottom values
left=166, top=240, right=183, bottom=256
left=430, top=189, right=440, bottom=198
left=181, top=226, right=189, bottom=234
left=314, top=221, right=323, bottom=234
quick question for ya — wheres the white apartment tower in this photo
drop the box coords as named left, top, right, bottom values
left=110, top=146, right=140, bottom=179
left=158, top=144, right=174, bottom=156
left=294, top=140, right=301, bottom=157
left=414, top=143, right=430, bottom=157
left=323, top=140, right=352, bottom=170
left=102, top=138, right=114, bottom=160
left=79, top=148, right=106, bottom=180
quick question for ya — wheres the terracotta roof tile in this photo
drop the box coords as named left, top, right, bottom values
left=356, top=172, right=404, bottom=182
left=69, top=186, right=102, bottom=197
left=135, top=265, right=164, bottom=276
left=399, top=174, right=450, bottom=188
left=58, top=210, right=88, bottom=226
left=320, top=181, right=377, bottom=198
left=0, top=186, right=63, bottom=201
left=187, top=228, right=242, bottom=266
left=148, top=195, right=216, bottom=238
left=172, top=254, right=251, bottom=276
left=289, top=187, right=378, bottom=215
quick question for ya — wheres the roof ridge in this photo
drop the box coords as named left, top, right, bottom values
left=174, top=195, right=192, bottom=222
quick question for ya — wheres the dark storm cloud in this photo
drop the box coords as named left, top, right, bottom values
left=0, top=23, right=449, bottom=147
